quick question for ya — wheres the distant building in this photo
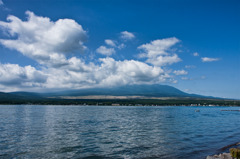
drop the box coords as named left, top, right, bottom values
left=112, top=103, right=120, bottom=106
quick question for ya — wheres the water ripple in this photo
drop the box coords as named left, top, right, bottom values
left=0, top=105, right=240, bottom=159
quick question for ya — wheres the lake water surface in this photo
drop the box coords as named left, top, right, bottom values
left=0, top=105, right=240, bottom=159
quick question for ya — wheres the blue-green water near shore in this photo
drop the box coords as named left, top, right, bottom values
left=0, top=105, right=240, bottom=159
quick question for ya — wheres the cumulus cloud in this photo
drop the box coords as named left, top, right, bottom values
left=0, top=58, right=171, bottom=91
left=105, top=39, right=125, bottom=50
left=138, top=37, right=181, bottom=66
left=120, top=31, right=135, bottom=40
left=146, top=54, right=181, bottom=66
left=0, top=11, right=184, bottom=91
left=0, top=11, right=87, bottom=66
left=138, top=37, right=180, bottom=57
left=96, top=58, right=168, bottom=86
left=105, top=39, right=116, bottom=47
left=193, top=52, right=199, bottom=56
left=96, top=46, right=115, bottom=56
left=33, top=58, right=170, bottom=89
left=173, top=70, right=188, bottom=75
left=201, top=57, right=220, bottom=62
left=0, top=63, right=46, bottom=88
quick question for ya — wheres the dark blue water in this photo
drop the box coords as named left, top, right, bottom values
left=0, top=105, right=240, bottom=159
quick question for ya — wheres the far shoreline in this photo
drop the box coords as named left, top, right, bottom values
left=0, top=104, right=240, bottom=107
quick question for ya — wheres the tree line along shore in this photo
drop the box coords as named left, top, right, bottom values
left=0, top=98, right=239, bottom=106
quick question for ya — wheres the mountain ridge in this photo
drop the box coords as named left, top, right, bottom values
left=6, top=84, right=213, bottom=99
left=0, top=84, right=239, bottom=105
left=46, top=84, right=196, bottom=97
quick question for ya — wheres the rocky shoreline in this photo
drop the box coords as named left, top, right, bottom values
left=206, top=142, right=240, bottom=159
left=206, top=153, right=231, bottom=159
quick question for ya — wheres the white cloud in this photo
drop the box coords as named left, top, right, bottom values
left=0, top=63, right=47, bottom=89
left=96, top=58, right=168, bottom=86
left=120, top=31, right=135, bottom=40
left=185, top=65, right=196, bottom=69
left=96, top=46, right=115, bottom=56
left=201, top=57, right=220, bottom=62
left=138, top=37, right=180, bottom=57
left=104, top=40, right=125, bottom=50
left=193, top=52, right=199, bottom=56
left=105, top=39, right=116, bottom=47
left=181, top=76, right=206, bottom=81
left=0, top=11, right=184, bottom=91
left=0, top=57, right=171, bottom=91
left=118, top=43, right=125, bottom=49
left=0, top=11, right=87, bottom=66
left=173, top=70, right=188, bottom=75
left=146, top=54, right=181, bottom=66
left=181, top=77, right=189, bottom=80
left=172, top=80, right=178, bottom=84
left=0, top=0, right=3, bottom=5
left=138, top=37, right=181, bottom=66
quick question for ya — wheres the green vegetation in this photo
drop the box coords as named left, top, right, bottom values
left=0, top=89, right=239, bottom=106
left=0, top=97, right=239, bottom=106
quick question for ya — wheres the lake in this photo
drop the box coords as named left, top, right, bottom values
left=0, top=105, right=240, bottom=159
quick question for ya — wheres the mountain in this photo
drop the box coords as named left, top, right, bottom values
left=0, top=84, right=206, bottom=98
left=0, top=91, right=44, bottom=104
left=10, top=91, right=44, bottom=98
left=0, top=85, right=239, bottom=105
left=0, top=84, right=217, bottom=100
left=44, top=84, right=204, bottom=98
left=0, top=92, right=24, bottom=100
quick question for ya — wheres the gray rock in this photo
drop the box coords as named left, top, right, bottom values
left=206, top=153, right=231, bottom=159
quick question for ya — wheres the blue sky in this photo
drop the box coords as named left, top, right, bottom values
left=0, top=0, right=239, bottom=99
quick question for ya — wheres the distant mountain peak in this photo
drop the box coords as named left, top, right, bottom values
left=46, top=84, right=201, bottom=98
